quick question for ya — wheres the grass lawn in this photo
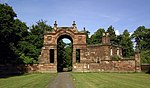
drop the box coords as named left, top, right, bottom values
left=71, top=72, right=150, bottom=88
left=0, top=73, right=55, bottom=88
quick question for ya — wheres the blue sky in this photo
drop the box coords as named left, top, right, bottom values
left=0, top=0, right=150, bottom=36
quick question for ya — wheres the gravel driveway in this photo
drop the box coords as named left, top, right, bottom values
left=47, top=72, right=75, bottom=88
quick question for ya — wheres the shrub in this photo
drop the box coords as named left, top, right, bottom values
left=19, top=53, right=37, bottom=64
left=112, top=55, right=120, bottom=60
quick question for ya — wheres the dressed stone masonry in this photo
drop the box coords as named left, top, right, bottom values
left=37, top=21, right=141, bottom=73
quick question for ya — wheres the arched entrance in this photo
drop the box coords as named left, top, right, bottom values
left=57, top=35, right=73, bottom=72
left=39, top=21, right=87, bottom=72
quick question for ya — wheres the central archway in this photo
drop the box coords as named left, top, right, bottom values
left=57, top=35, right=73, bottom=72
left=39, top=22, right=87, bottom=72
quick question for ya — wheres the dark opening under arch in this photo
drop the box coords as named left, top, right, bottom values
left=57, top=34, right=73, bottom=72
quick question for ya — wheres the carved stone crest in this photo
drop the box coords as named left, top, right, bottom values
left=78, top=36, right=82, bottom=40
left=47, top=36, right=52, bottom=41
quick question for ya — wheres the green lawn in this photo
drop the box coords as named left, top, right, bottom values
left=71, top=72, right=150, bottom=88
left=0, top=73, right=55, bottom=88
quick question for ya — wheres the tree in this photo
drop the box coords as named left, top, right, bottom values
left=17, top=20, right=53, bottom=64
left=57, top=40, right=66, bottom=72
left=132, top=26, right=150, bottom=50
left=140, top=50, right=150, bottom=64
left=119, top=30, right=134, bottom=57
left=24, top=20, right=53, bottom=63
left=0, top=4, right=55, bottom=64
left=0, top=4, right=33, bottom=64
left=30, top=20, right=53, bottom=48
left=64, top=43, right=72, bottom=70
left=13, top=19, right=32, bottom=64
left=90, top=28, right=105, bottom=44
left=132, top=26, right=150, bottom=64
left=0, top=3, right=19, bottom=64
left=107, top=25, right=118, bottom=45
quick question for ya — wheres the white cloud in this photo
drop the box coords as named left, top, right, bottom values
left=89, top=34, right=92, bottom=38
left=115, top=30, right=120, bottom=35
left=62, top=39, right=71, bottom=43
left=129, top=32, right=133, bottom=36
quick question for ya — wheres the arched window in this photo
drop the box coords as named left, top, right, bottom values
left=110, top=48, right=113, bottom=56
left=117, top=48, right=119, bottom=55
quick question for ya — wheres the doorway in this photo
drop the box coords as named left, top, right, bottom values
left=57, top=35, right=73, bottom=72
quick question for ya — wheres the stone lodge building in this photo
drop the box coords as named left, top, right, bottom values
left=37, top=21, right=141, bottom=73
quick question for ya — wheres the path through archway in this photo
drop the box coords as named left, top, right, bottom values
left=57, top=35, right=73, bottom=72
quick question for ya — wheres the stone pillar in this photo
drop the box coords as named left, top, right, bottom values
left=103, top=45, right=110, bottom=60
left=54, top=48, right=57, bottom=65
left=102, top=32, right=110, bottom=45
left=119, top=47, right=122, bottom=56
left=135, top=47, right=141, bottom=72
left=72, top=47, right=76, bottom=71
left=72, top=47, right=76, bottom=64
left=80, top=49, right=86, bottom=63
left=54, top=21, right=57, bottom=30
left=72, top=21, right=76, bottom=28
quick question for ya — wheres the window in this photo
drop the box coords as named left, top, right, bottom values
left=50, top=49, right=54, bottom=63
left=117, top=48, right=119, bottom=55
left=110, top=48, right=113, bottom=56
left=76, top=49, right=80, bottom=63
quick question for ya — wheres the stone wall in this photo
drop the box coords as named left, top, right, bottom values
left=73, top=59, right=136, bottom=72
left=25, top=64, right=57, bottom=73
left=84, top=45, right=122, bottom=63
left=0, top=64, right=57, bottom=75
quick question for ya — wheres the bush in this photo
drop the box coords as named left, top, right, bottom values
left=112, top=55, right=120, bottom=60
left=19, top=53, right=37, bottom=64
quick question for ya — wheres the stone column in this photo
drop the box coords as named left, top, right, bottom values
left=103, top=45, right=110, bottom=60
left=80, top=49, right=83, bottom=62
left=72, top=48, right=76, bottom=64
left=135, top=47, right=141, bottom=72
left=72, top=46, right=76, bottom=72
left=54, top=48, right=57, bottom=65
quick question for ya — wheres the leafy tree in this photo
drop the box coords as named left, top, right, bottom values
left=13, top=19, right=32, bottom=64
left=132, top=26, right=150, bottom=50
left=64, top=43, right=72, bottom=70
left=18, top=53, right=35, bottom=64
left=132, top=26, right=150, bottom=64
left=107, top=25, right=118, bottom=45
left=119, top=30, right=134, bottom=57
left=30, top=20, right=53, bottom=48
left=17, top=40, right=39, bottom=64
left=25, top=20, right=53, bottom=63
left=140, top=50, right=150, bottom=64
left=57, top=40, right=73, bottom=71
left=90, top=28, right=105, bottom=44
left=0, top=4, right=20, bottom=64
left=57, top=40, right=66, bottom=72
left=0, top=4, right=34, bottom=64
left=17, top=20, right=53, bottom=64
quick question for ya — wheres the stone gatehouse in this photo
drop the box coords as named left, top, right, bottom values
left=37, top=21, right=141, bottom=73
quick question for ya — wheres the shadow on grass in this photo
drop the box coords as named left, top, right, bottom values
left=0, top=73, right=25, bottom=78
left=146, top=68, right=150, bottom=74
left=0, top=64, right=26, bottom=78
